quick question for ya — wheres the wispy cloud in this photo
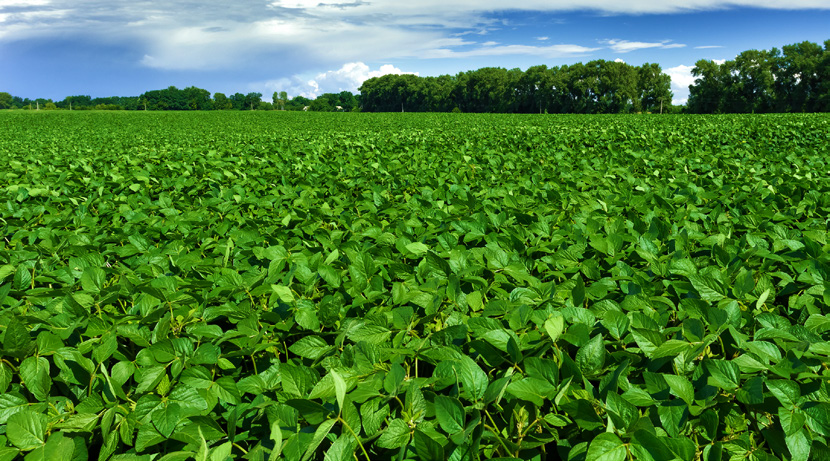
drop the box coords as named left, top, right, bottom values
left=601, top=39, right=686, bottom=53
left=0, top=0, right=826, bottom=82
left=694, top=45, right=723, bottom=49
left=424, top=43, right=599, bottom=59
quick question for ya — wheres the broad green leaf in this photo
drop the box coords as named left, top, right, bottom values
left=705, top=360, right=740, bottom=391
left=803, top=403, right=830, bottom=437
left=0, top=393, right=30, bottom=424
left=434, top=395, right=465, bottom=434
left=779, top=408, right=807, bottom=436
left=271, top=284, right=295, bottom=303
left=605, top=392, right=638, bottom=432
left=585, top=432, right=626, bottom=461
left=544, top=314, right=564, bottom=343
left=785, top=429, right=811, bottom=461
left=289, top=336, right=332, bottom=360
left=663, top=374, right=694, bottom=406
left=413, top=430, right=444, bottom=461
left=210, top=442, right=232, bottom=461
left=506, top=378, right=555, bottom=406
left=19, top=357, right=50, bottom=401
left=331, top=370, right=347, bottom=412
left=576, top=334, right=605, bottom=376
left=3, top=317, right=33, bottom=359
left=405, top=242, right=429, bottom=257
left=767, top=380, right=800, bottom=407
left=269, top=420, right=283, bottom=461
left=376, top=419, right=410, bottom=449
left=652, top=340, right=691, bottom=359
left=7, top=410, right=47, bottom=450
left=0, top=448, right=20, bottom=461
left=323, top=434, right=357, bottom=461
left=688, top=274, right=726, bottom=302
left=153, top=403, right=182, bottom=438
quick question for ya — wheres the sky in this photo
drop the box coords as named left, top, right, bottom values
left=1, top=1, right=829, bottom=105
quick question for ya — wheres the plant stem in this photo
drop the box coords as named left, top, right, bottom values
left=339, top=416, right=371, bottom=461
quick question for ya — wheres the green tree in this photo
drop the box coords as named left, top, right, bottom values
left=272, top=91, right=287, bottom=110
left=309, top=97, right=334, bottom=111
left=731, top=49, right=777, bottom=113
left=243, top=92, right=262, bottom=110
left=774, top=41, right=825, bottom=112
left=213, top=93, right=231, bottom=110
left=183, top=86, right=212, bottom=110
left=820, top=40, right=830, bottom=111
left=637, top=63, right=672, bottom=113
left=687, top=59, right=726, bottom=113
left=286, top=95, right=311, bottom=110
left=0, top=92, right=13, bottom=109
left=229, top=93, right=246, bottom=110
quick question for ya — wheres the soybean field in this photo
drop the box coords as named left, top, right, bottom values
left=1, top=111, right=830, bottom=461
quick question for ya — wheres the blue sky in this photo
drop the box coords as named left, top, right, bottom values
left=1, top=0, right=829, bottom=104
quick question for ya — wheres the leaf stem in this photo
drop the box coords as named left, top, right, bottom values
left=338, top=416, right=371, bottom=461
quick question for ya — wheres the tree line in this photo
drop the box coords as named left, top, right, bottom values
left=359, top=61, right=676, bottom=113
left=0, top=87, right=359, bottom=112
left=2, top=38, right=828, bottom=114
left=686, top=39, right=830, bottom=113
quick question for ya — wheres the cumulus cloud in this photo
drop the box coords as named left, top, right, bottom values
left=601, top=39, right=686, bottom=53
left=258, top=62, right=418, bottom=98
left=665, top=64, right=696, bottom=105
left=311, top=62, right=418, bottom=94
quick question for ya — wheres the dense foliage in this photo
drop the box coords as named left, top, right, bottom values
left=1, top=111, right=830, bottom=461
left=687, top=39, right=830, bottom=114
left=0, top=60, right=674, bottom=114
left=358, top=61, right=673, bottom=114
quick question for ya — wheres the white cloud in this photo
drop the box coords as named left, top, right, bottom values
left=601, top=39, right=686, bottom=53
left=713, top=58, right=727, bottom=64
left=665, top=64, right=695, bottom=105
left=0, top=0, right=49, bottom=5
left=2, top=0, right=828, bottom=77
left=694, top=45, right=723, bottom=49
left=425, top=43, right=598, bottom=59
left=310, top=62, right=418, bottom=95
left=258, top=62, right=418, bottom=99
left=614, top=58, right=625, bottom=63
left=274, top=0, right=360, bottom=8
left=482, top=41, right=499, bottom=46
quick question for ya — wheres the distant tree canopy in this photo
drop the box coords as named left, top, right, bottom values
left=687, top=39, right=830, bottom=113
left=3, top=39, right=828, bottom=114
left=358, top=60, right=674, bottom=114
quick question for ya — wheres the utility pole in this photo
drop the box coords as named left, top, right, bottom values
left=660, top=98, right=663, bottom=114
